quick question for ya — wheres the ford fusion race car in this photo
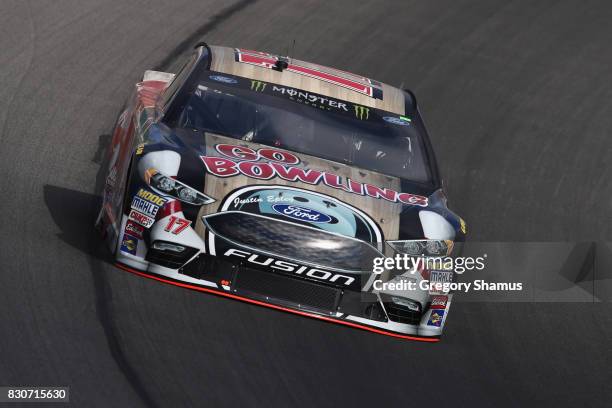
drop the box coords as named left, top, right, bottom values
left=96, top=44, right=466, bottom=341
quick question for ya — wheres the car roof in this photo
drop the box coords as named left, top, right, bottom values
left=208, top=45, right=408, bottom=115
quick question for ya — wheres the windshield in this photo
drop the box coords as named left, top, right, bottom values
left=169, top=73, right=433, bottom=183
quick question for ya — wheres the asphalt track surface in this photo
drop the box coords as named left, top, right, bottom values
left=1, top=1, right=611, bottom=406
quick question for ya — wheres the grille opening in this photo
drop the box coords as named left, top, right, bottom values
left=146, top=241, right=198, bottom=269
left=235, top=266, right=341, bottom=314
left=383, top=302, right=422, bottom=325
left=203, top=211, right=381, bottom=272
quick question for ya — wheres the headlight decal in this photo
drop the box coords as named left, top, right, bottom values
left=386, top=239, right=454, bottom=256
left=145, top=167, right=215, bottom=205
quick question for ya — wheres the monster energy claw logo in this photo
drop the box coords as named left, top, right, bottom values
left=354, top=105, right=369, bottom=120
left=251, top=80, right=267, bottom=92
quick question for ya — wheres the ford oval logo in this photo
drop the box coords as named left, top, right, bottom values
left=272, top=204, right=332, bottom=223
left=209, top=75, right=237, bottom=84
left=383, top=116, right=410, bottom=126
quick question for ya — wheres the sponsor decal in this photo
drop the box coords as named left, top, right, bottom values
left=124, top=220, right=144, bottom=240
left=120, top=234, right=138, bottom=255
left=224, top=248, right=356, bottom=286
left=206, top=71, right=384, bottom=119
left=429, top=270, right=454, bottom=295
left=427, top=309, right=445, bottom=327
left=223, top=185, right=384, bottom=243
left=209, top=75, right=238, bottom=84
left=250, top=80, right=267, bottom=92
left=129, top=209, right=155, bottom=228
left=135, top=143, right=144, bottom=155
left=131, top=188, right=167, bottom=218
left=354, top=105, right=370, bottom=120
left=271, top=85, right=349, bottom=112
left=136, top=188, right=166, bottom=206
left=383, top=116, right=411, bottom=126
left=164, top=215, right=192, bottom=235
left=131, top=197, right=161, bottom=217
left=272, top=204, right=332, bottom=223
left=430, top=295, right=448, bottom=310
left=201, top=143, right=429, bottom=207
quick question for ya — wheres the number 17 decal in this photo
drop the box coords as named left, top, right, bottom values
left=164, top=216, right=192, bottom=234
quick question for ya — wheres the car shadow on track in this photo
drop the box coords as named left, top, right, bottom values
left=43, top=134, right=113, bottom=263
left=43, top=184, right=111, bottom=263
left=42, top=133, right=159, bottom=408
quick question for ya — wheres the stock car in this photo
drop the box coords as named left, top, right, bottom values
left=96, top=43, right=466, bottom=341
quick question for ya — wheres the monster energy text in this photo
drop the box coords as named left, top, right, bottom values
left=271, top=85, right=349, bottom=111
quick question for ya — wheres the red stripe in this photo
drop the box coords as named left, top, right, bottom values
left=156, top=199, right=182, bottom=219
left=237, top=48, right=373, bottom=85
left=239, top=53, right=276, bottom=68
left=104, top=203, right=116, bottom=224
left=114, top=263, right=440, bottom=343
left=237, top=48, right=270, bottom=56
left=288, top=65, right=371, bottom=95
left=237, top=53, right=372, bottom=96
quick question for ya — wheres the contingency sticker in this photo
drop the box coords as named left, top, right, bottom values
left=129, top=209, right=155, bottom=228
left=120, top=234, right=138, bottom=255
left=427, top=310, right=445, bottom=327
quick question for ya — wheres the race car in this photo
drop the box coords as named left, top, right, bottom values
left=96, top=43, right=466, bottom=341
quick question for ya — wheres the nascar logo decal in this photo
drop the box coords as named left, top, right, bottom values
left=272, top=204, right=332, bottom=223
left=201, top=144, right=428, bottom=207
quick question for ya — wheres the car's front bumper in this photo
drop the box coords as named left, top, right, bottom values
left=114, top=257, right=448, bottom=342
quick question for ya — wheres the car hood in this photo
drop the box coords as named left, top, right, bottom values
left=186, top=132, right=436, bottom=245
